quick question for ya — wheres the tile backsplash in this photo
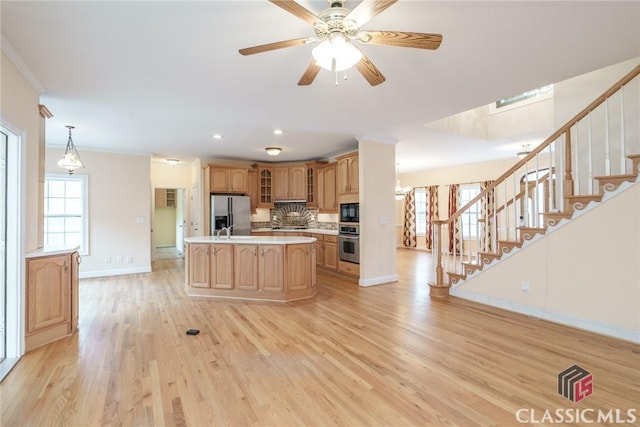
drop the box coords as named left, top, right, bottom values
left=250, top=203, right=338, bottom=230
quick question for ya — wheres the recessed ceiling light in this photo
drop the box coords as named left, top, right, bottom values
left=213, top=134, right=222, bottom=140
left=273, top=129, right=283, bottom=135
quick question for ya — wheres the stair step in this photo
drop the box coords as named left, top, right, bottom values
left=448, top=272, right=466, bottom=285
left=595, top=174, right=638, bottom=192
left=565, top=194, right=603, bottom=211
left=628, top=154, right=640, bottom=177
left=543, top=212, right=572, bottom=227
left=518, top=227, right=546, bottom=242
left=478, top=252, right=501, bottom=265
left=462, top=262, right=483, bottom=275
left=498, top=240, right=522, bottom=254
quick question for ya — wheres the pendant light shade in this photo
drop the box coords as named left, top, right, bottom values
left=57, top=125, right=84, bottom=174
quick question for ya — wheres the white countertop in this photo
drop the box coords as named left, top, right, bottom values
left=252, top=228, right=339, bottom=236
left=26, top=245, right=80, bottom=259
left=185, top=236, right=316, bottom=245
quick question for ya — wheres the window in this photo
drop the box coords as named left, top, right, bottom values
left=459, top=184, right=481, bottom=238
left=414, top=187, right=427, bottom=235
left=44, top=174, right=88, bottom=254
left=495, top=84, right=554, bottom=109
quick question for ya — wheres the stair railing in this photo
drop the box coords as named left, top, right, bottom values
left=430, top=64, right=640, bottom=292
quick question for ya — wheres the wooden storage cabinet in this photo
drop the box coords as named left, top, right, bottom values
left=259, top=245, right=284, bottom=292
left=247, top=169, right=258, bottom=213
left=155, top=188, right=176, bottom=208
left=286, top=244, right=311, bottom=291
left=312, top=234, right=338, bottom=271
left=188, top=243, right=211, bottom=288
left=234, top=245, right=258, bottom=290
left=26, top=250, right=79, bottom=351
left=320, top=163, right=338, bottom=212
left=336, top=153, right=359, bottom=197
left=209, top=165, right=248, bottom=194
left=211, top=245, right=234, bottom=289
left=273, top=165, right=306, bottom=200
left=258, top=167, right=273, bottom=207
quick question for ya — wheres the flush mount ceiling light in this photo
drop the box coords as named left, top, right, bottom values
left=273, top=129, right=283, bottom=135
left=166, top=158, right=179, bottom=166
left=213, top=134, right=223, bottom=140
left=517, top=144, right=531, bottom=159
left=57, top=125, right=85, bottom=175
left=266, top=147, right=282, bottom=156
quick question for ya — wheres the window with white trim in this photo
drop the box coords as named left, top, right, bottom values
left=415, top=187, right=427, bottom=235
left=44, top=174, right=88, bottom=254
left=460, top=184, right=481, bottom=239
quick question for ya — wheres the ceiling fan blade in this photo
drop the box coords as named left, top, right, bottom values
left=269, top=0, right=321, bottom=25
left=355, top=54, right=386, bottom=86
left=345, top=0, right=398, bottom=27
left=298, top=61, right=321, bottom=86
left=239, top=38, right=310, bottom=56
left=361, top=31, right=443, bottom=50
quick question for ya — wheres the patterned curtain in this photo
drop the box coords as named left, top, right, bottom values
left=403, top=189, right=417, bottom=248
left=425, top=185, right=439, bottom=250
left=448, top=184, right=461, bottom=253
left=480, top=180, right=495, bottom=252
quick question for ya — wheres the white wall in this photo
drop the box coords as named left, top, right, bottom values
left=358, top=138, right=398, bottom=286
left=1, top=51, right=41, bottom=252
left=452, top=182, right=640, bottom=342
left=45, top=148, right=151, bottom=277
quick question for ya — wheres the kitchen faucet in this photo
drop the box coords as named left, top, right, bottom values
left=217, top=225, right=234, bottom=239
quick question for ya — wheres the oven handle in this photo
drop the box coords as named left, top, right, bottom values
left=339, top=235, right=359, bottom=240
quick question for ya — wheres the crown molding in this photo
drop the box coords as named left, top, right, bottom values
left=1, top=34, right=46, bottom=94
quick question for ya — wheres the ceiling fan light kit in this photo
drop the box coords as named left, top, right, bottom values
left=239, top=0, right=443, bottom=86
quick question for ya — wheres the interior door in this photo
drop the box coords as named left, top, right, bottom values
left=190, top=183, right=200, bottom=236
left=175, top=188, right=185, bottom=255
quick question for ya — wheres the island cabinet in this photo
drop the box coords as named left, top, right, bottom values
left=185, top=237, right=316, bottom=301
left=336, top=152, right=359, bottom=202
left=25, top=248, right=80, bottom=352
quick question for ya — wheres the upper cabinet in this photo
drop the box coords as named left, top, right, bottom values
left=336, top=152, right=359, bottom=201
left=258, top=167, right=273, bottom=208
left=155, top=188, right=176, bottom=208
left=209, top=165, right=248, bottom=194
left=247, top=169, right=258, bottom=214
left=273, top=165, right=306, bottom=200
left=320, top=163, right=338, bottom=213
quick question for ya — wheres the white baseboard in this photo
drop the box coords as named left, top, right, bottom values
left=359, top=274, right=399, bottom=287
left=451, top=288, right=640, bottom=344
left=79, top=266, right=152, bottom=279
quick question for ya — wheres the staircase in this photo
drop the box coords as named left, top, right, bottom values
left=429, top=64, right=640, bottom=298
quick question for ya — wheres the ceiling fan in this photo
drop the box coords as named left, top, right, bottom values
left=239, top=0, right=443, bottom=86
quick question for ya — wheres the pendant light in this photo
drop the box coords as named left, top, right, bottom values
left=57, top=125, right=85, bottom=174
left=395, top=163, right=412, bottom=200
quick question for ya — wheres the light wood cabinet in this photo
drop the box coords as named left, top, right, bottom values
left=336, top=153, right=359, bottom=197
left=188, top=244, right=210, bottom=288
left=234, top=245, right=258, bottom=290
left=25, top=250, right=79, bottom=351
left=320, top=163, right=338, bottom=213
left=155, top=188, right=176, bottom=208
left=211, top=245, right=234, bottom=289
left=258, top=167, right=273, bottom=207
left=209, top=165, right=248, bottom=194
left=259, top=245, right=284, bottom=292
left=247, top=169, right=258, bottom=214
left=185, top=241, right=316, bottom=301
left=273, top=165, right=307, bottom=200
left=286, top=244, right=311, bottom=291
left=323, top=235, right=339, bottom=271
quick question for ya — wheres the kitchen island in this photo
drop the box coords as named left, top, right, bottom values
left=184, top=235, right=317, bottom=301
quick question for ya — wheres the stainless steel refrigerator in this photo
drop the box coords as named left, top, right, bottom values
left=210, top=195, right=251, bottom=236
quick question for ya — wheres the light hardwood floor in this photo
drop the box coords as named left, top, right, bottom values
left=1, top=249, right=638, bottom=426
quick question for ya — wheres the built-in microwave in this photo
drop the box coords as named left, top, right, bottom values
left=340, top=203, right=359, bottom=223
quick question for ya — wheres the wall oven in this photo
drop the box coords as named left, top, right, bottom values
left=338, top=224, right=359, bottom=264
left=340, top=203, right=359, bottom=223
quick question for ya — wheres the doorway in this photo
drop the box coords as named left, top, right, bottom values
left=153, top=187, right=186, bottom=261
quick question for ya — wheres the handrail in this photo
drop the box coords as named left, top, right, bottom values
left=430, top=63, right=640, bottom=292
left=445, top=64, right=639, bottom=224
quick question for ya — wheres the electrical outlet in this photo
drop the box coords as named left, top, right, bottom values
left=126, top=257, right=133, bottom=264
left=522, top=282, right=530, bottom=292
left=116, top=255, right=123, bottom=263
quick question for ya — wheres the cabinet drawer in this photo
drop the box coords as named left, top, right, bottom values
left=323, top=235, right=338, bottom=243
left=338, top=260, right=359, bottom=276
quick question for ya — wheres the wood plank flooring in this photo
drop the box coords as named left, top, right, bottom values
left=1, top=249, right=638, bottom=426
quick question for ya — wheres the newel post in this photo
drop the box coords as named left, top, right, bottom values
left=429, top=220, right=449, bottom=298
